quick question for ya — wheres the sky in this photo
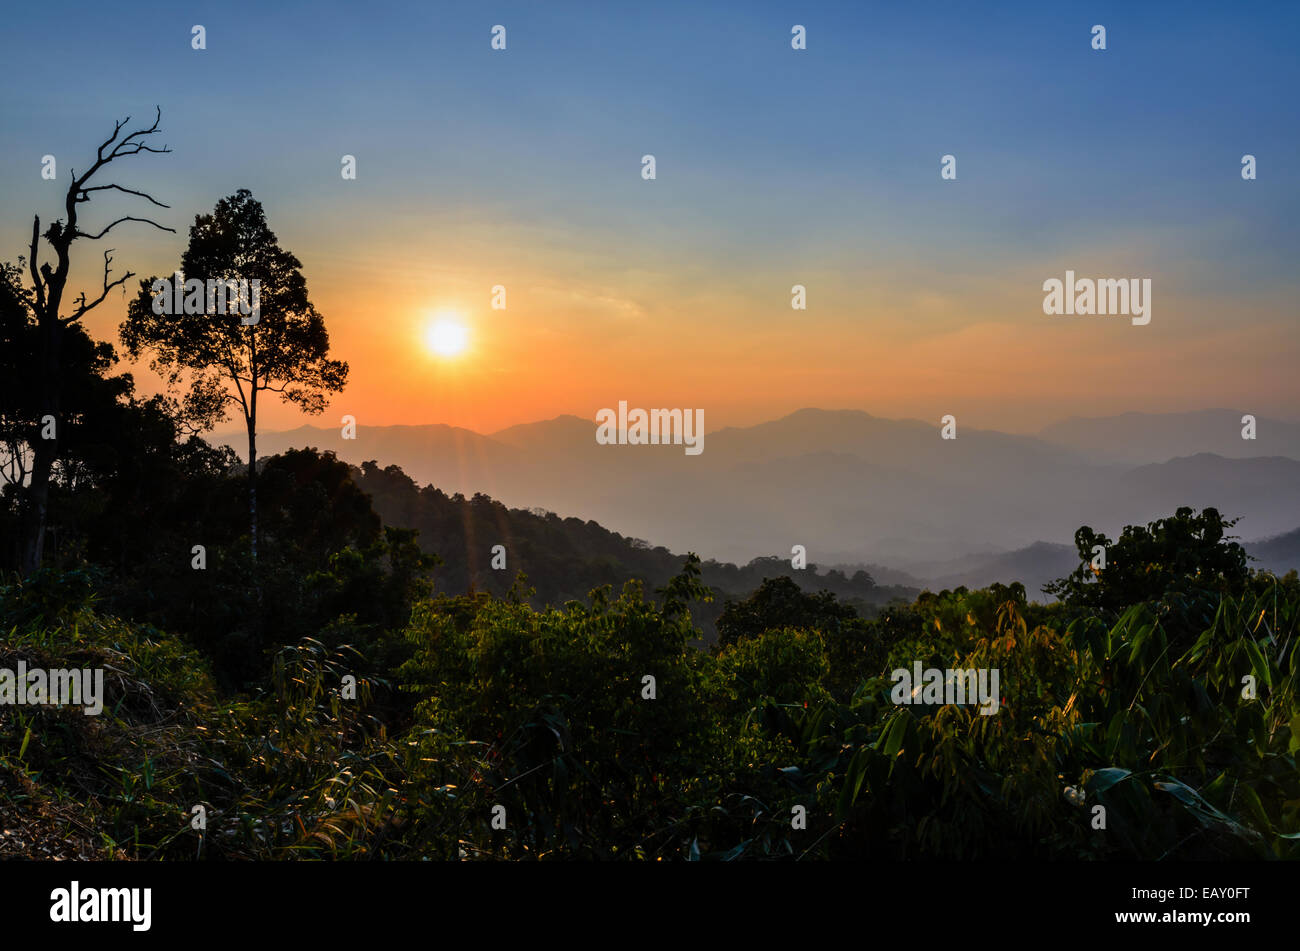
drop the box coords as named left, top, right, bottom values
left=2, top=0, right=1297, bottom=435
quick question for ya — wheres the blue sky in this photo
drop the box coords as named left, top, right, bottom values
left=2, top=0, right=1297, bottom=432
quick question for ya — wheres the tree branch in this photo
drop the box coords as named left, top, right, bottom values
left=66, top=249, right=134, bottom=323
left=76, top=107, right=171, bottom=189
left=77, top=215, right=176, bottom=241
left=94, top=117, right=128, bottom=166
left=76, top=183, right=171, bottom=209
left=108, top=106, right=167, bottom=160
left=28, top=216, right=46, bottom=313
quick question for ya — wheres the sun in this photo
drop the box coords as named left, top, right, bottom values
left=424, top=317, right=469, bottom=357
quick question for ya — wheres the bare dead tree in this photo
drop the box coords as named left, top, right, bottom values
left=19, top=108, right=174, bottom=573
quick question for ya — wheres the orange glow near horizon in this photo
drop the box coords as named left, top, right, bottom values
left=66, top=224, right=1300, bottom=440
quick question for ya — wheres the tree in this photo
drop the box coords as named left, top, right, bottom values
left=1, top=276, right=134, bottom=569
left=1045, top=506, right=1250, bottom=613
left=0, top=262, right=34, bottom=489
left=16, top=110, right=175, bottom=572
left=715, top=575, right=858, bottom=649
left=121, top=189, right=348, bottom=560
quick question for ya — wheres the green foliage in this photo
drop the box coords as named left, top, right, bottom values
left=716, top=575, right=856, bottom=649
left=1046, top=506, right=1251, bottom=615
left=2, top=509, right=1297, bottom=861
left=395, top=558, right=716, bottom=858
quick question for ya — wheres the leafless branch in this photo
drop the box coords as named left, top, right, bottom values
left=75, top=107, right=171, bottom=188
left=76, top=183, right=171, bottom=209
left=107, top=106, right=168, bottom=160
left=77, top=215, right=175, bottom=241
left=66, top=248, right=135, bottom=323
left=28, top=217, right=46, bottom=311
left=94, top=117, right=129, bottom=166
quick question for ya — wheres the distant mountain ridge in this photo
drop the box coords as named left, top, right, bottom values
left=1038, top=409, right=1300, bottom=464
left=839, top=532, right=1300, bottom=600
left=220, top=408, right=1300, bottom=567
left=1249, top=527, right=1300, bottom=576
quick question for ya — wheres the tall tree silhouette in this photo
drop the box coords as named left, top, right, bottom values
left=121, top=189, right=348, bottom=561
left=18, top=109, right=174, bottom=573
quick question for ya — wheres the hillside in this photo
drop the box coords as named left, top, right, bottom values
left=3, top=514, right=1297, bottom=863
left=351, top=459, right=915, bottom=640
left=1250, top=526, right=1300, bottom=575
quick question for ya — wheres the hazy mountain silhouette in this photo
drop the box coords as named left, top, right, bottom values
left=1038, top=409, right=1300, bottom=464
left=889, top=542, right=1078, bottom=598
left=224, top=408, right=1300, bottom=569
left=1247, top=526, right=1300, bottom=576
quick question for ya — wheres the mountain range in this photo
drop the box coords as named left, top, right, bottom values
left=217, top=407, right=1300, bottom=595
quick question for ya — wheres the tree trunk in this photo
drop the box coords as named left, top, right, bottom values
left=20, top=442, right=52, bottom=574
left=247, top=397, right=258, bottom=562
left=19, top=298, right=62, bottom=574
